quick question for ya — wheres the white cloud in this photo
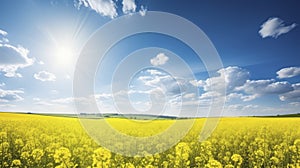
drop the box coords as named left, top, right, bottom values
left=199, top=91, right=222, bottom=99
left=226, top=92, right=259, bottom=102
left=259, top=17, right=297, bottom=38
left=193, top=66, right=249, bottom=92
left=0, top=38, right=9, bottom=43
left=139, top=6, right=147, bottom=16
left=75, top=0, right=147, bottom=19
left=279, top=83, right=300, bottom=102
left=0, top=44, right=34, bottom=77
left=0, top=82, right=5, bottom=87
left=189, top=79, right=205, bottom=88
left=0, top=29, right=7, bottom=36
left=280, top=90, right=300, bottom=102
left=95, top=93, right=112, bottom=100
left=238, top=79, right=293, bottom=95
left=147, top=69, right=164, bottom=76
left=226, top=92, right=243, bottom=101
left=125, top=68, right=197, bottom=114
left=136, top=69, right=189, bottom=98
left=75, top=0, right=118, bottom=19
left=138, top=69, right=171, bottom=87
left=218, top=66, right=250, bottom=91
left=289, top=102, right=300, bottom=106
left=52, top=97, right=74, bottom=104
left=292, top=83, right=300, bottom=90
left=0, top=29, right=9, bottom=43
left=0, top=88, right=24, bottom=102
left=191, top=66, right=251, bottom=102
left=74, top=0, right=89, bottom=8
left=150, top=53, right=169, bottom=66
left=191, top=66, right=297, bottom=102
left=122, top=0, right=136, bottom=14
left=183, top=93, right=196, bottom=99
left=34, top=71, right=56, bottom=82
left=140, top=75, right=169, bottom=87
left=277, top=67, right=300, bottom=79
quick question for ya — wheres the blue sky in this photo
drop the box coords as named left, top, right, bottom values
left=0, top=0, right=299, bottom=116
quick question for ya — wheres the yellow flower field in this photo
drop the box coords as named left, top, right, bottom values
left=0, top=112, right=299, bottom=168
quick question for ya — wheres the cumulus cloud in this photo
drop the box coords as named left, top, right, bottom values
left=183, top=93, right=196, bottom=99
left=139, top=6, right=147, bottom=16
left=150, top=53, right=169, bottom=66
left=0, top=30, right=34, bottom=77
left=0, top=29, right=8, bottom=36
left=138, top=74, right=170, bottom=87
left=128, top=69, right=193, bottom=112
left=199, top=91, right=222, bottom=99
left=279, top=83, right=300, bottom=102
left=190, top=66, right=299, bottom=102
left=226, top=92, right=259, bottom=102
left=0, top=29, right=9, bottom=43
left=238, top=79, right=293, bottom=95
left=75, top=0, right=118, bottom=19
left=147, top=69, right=164, bottom=76
left=0, top=37, right=9, bottom=43
left=34, top=71, right=56, bottom=82
left=137, top=69, right=174, bottom=93
left=0, top=44, right=34, bottom=77
left=191, top=66, right=251, bottom=102
left=95, top=93, right=112, bottom=100
left=277, top=67, right=300, bottom=79
left=259, top=17, right=297, bottom=38
left=136, top=69, right=191, bottom=97
left=191, top=66, right=249, bottom=92
left=0, top=88, right=24, bottom=102
left=218, top=66, right=250, bottom=91
left=122, top=0, right=136, bottom=14
left=75, top=0, right=147, bottom=18
left=189, top=79, right=205, bottom=88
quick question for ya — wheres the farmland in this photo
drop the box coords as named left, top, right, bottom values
left=0, top=112, right=299, bottom=167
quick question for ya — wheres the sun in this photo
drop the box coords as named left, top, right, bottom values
left=54, top=41, right=76, bottom=68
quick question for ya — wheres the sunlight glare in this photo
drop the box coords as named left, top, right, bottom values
left=54, top=41, right=76, bottom=68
